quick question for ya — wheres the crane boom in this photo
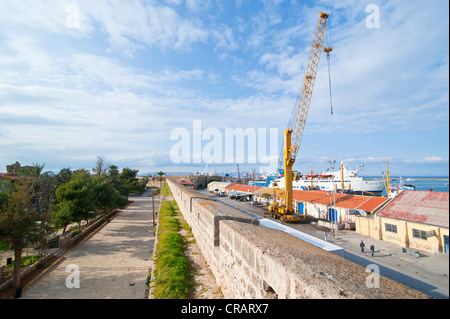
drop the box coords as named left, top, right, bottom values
left=270, top=12, right=330, bottom=223
left=290, top=12, right=329, bottom=162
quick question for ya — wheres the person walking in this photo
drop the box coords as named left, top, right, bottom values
left=370, top=244, right=375, bottom=257
left=360, top=240, right=365, bottom=253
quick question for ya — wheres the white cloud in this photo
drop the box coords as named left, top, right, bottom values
left=0, top=1, right=209, bottom=55
left=211, top=24, right=239, bottom=51
left=185, top=0, right=212, bottom=12
left=236, top=0, right=449, bottom=135
left=81, top=1, right=209, bottom=54
left=424, top=156, right=447, bottom=163
left=0, top=0, right=447, bottom=175
left=166, top=0, right=183, bottom=5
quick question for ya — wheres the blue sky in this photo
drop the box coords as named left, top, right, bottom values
left=0, top=0, right=448, bottom=177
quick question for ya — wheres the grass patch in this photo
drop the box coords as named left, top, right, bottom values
left=161, top=182, right=172, bottom=196
left=0, top=242, right=10, bottom=250
left=6, top=255, right=41, bottom=269
left=153, top=200, right=192, bottom=299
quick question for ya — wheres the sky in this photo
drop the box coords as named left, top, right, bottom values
left=0, top=0, right=448, bottom=177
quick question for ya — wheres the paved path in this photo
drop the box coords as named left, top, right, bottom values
left=22, top=190, right=158, bottom=299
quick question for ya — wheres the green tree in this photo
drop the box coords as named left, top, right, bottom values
left=156, top=171, right=166, bottom=178
left=92, top=156, right=108, bottom=176
left=33, top=173, right=57, bottom=259
left=108, top=165, right=120, bottom=188
left=56, top=168, right=72, bottom=186
left=12, top=163, right=57, bottom=260
left=0, top=177, right=14, bottom=208
left=0, top=180, right=38, bottom=289
left=117, top=167, right=139, bottom=197
left=54, top=171, right=95, bottom=230
left=92, top=175, right=124, bottom=220
left=156, top=171, right=166, bottom=195
left=52, top=200, right=76, bottom=233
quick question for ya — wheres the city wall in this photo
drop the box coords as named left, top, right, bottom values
left=167, top=179, right=427, bottom=299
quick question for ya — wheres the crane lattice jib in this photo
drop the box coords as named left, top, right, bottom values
left=289, top=12, right=328, bottom=163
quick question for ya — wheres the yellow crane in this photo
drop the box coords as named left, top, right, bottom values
left=269, top=12, right=330, bottom=223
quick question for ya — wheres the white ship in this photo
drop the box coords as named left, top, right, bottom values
left=270, top=163, right=385, bottom=196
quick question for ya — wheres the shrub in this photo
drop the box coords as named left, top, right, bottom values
left=71, top=229, right=81, bottom=238
left=153, top=200, right=192, bottom=299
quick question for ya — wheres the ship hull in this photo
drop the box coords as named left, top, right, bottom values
left=267, top=163, right=385, bottom=196
left=291, top=179, right=385, bottom=195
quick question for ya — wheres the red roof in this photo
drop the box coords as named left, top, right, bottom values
left=225, top=184, right=389, bottom=212
left=179, top=179, right=194, bottom=185
left=0, top=173, right=35, bottom=181
left=378, top=190, right=449, bottom=227
left=291, top=190, right=389, bottom=212
left=226, top=184, right=263, bottom=193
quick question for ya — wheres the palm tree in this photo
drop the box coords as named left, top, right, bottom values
left=156, top=171, right=165, bottom=195
left=156, top=171, right=165, bottom=178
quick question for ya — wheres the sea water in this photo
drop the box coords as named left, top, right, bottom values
left=375, top=176, right=449, bottom=196
left=395, top=177, right=449, bottom=192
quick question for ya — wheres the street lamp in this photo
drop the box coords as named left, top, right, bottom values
left=328, top=160, right=338, bottom=239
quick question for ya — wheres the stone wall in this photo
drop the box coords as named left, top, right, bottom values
left=167, top=180, right=427, bottom=299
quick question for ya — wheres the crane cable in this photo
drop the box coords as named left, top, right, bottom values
left=327, top=53, right=333, bottom=115
left=326, top=15, right=333, bottom=115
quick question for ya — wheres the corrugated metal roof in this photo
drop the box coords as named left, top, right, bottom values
left=378, top=190, right=449, bottom=228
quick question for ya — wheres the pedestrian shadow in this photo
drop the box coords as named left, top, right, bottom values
left=374, top=250, right=392, bottom=257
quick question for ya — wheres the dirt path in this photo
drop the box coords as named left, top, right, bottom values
left=179, top=225, right=223, bottom=299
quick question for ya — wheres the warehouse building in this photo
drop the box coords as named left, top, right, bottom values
left=207, top=181, right=233, bottom=193
left=253, top=187, right=389, bottom=229
left=356, top=190, right=449, bottom=254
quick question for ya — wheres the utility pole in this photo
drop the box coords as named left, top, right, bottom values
left=334, top=190, right=338, bottom=239
left=152, top=191, right=155, bottom=234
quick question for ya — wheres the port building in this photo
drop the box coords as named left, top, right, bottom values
left=356, top=190, right=449, bottom=254
left=253, top=188, right=389, bottom=227
left=206, top=181, right=233, bottom=193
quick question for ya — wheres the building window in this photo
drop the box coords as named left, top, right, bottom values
left=412, top=229, right=427, bottom=240
left=385, top=223, right=397, bottom=233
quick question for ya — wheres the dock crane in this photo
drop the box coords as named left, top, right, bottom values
left=269, top=12, right=331, bottom=223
